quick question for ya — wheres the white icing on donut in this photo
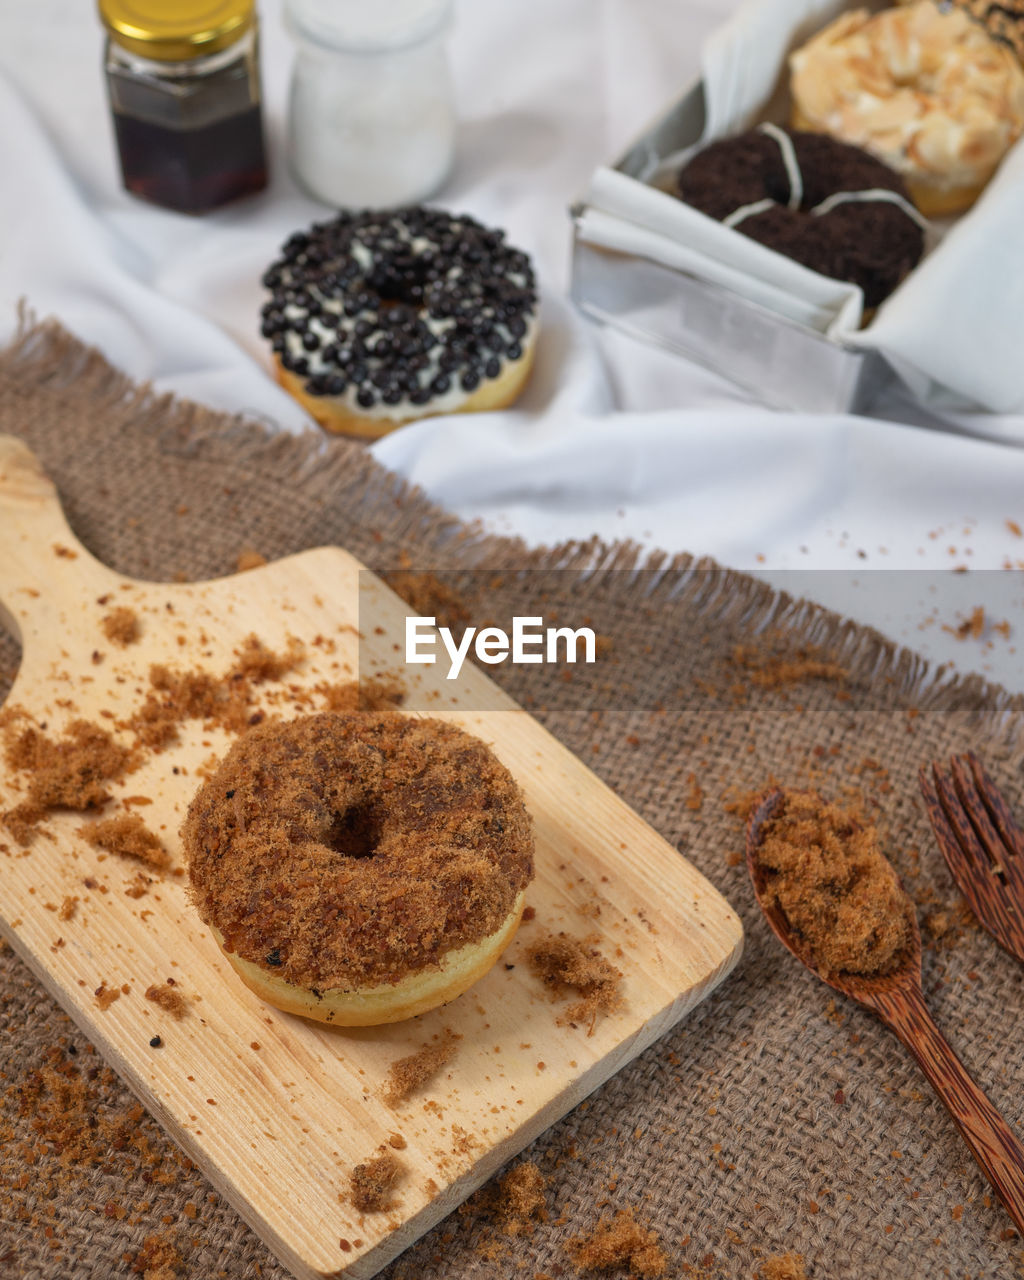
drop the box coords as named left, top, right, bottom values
left=720, top=135, right=929, bottom=235
left=810, top=187, right=931, bottom=232
left=757, top=122, right=804, bottom=208
left=723, top=197, right=778, bottom=229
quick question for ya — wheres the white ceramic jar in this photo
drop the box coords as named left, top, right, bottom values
left=283, top=0, right=456, bottom=208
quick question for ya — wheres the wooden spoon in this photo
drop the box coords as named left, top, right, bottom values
left=746, top=788, right=1024, bottom=1235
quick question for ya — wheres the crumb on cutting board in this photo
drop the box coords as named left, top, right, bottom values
left=348, top=1151, right=405, bottom=1212
left=382, top=1028, right=460, bottom=1107
left=1, top=719, right=137, bottom=844
left=101, top=606, right=141, bottom=647
left=77, top=812, right=169, bottom=871
left=525, top=932, right=623, bottom=1032
left=129, top=633, right=305, bottom=748
left=320, top=678, right=406, bottom=713
left=145, top=982, right=187, bottom=1020
left=94, top=982, right=121, bottom=1012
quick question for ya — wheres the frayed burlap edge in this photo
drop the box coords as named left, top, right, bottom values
left=4, top=309, right=1022, bottom=750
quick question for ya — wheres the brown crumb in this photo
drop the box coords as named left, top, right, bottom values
left=947, top=606, right=986, bottom=640
left=94, top=982, right=121, bottom=1012
left=77, top=813, right=169, bottom=871
left=231, top=633, right=304, bottom=684
left=320, top=678, right=405, bottom=713
left=759, top=1252, right=809, bottom=1280
left=1, top=1040, right=201, bottom=1260
left=722, top=782, right=778, bottom=822
left=753, top=790, right=912, bottom=979
left=145, top=983, right=187, bottom=1020
left=685, top=771, right=703, bottom=811
left=349, top=1152, right=404, bottom=1212
left=382, top=1029, right=460, bottom=1106
left=128, top=634, right=304, bottom=749
left=566, top=1207, right=668, bottom=1276
left=2, top=719, right=136, bottom=842
left=526, top=932, right=623, bottom=1032
left=731, top=639, right=846, bottom=690
left=492, top=1162, right=547, bottom=1235
left=58, top=896, right=79, bottom=922
left=128, top=1229, right=183, bottom=1279
left=235, top=549, right=268, bottom=573
left=382, top=569, right=470, bottom=633
left=101, top=606, right=141, bottom=647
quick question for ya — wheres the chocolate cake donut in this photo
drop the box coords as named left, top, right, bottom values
left=676, top=125, right=927, bottom=309
left=260, top=207, right=538, bottom=438
left=182, top=711, right=535, bottom=1026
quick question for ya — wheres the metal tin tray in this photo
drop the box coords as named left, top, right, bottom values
left=570, top=82, right=896, bottom=414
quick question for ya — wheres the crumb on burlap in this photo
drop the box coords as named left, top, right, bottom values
left=145, top=982, right=187, bottom=1020
left=525, top=932, right=623, bottom=1033
left=349, top=1151, right=404, bottom=1212
left=685, top=771, right=703, bottom=811
left=101, top=606, right=141, bottom=647
left=235, top=548, right=268, bottom=573
left=1, top=719, right=136, bottom=844
left=460, top=1160, right=548, bottom=1237
left=128, top=1228, right=183, bottom=1279
left=759, top=1252, right=809, bottom=1280
left=1, top=1041, right=200, bottom=1266
left=382, top=1028, right=460, bottom=1106
left=722, top=782, right=778, bottom=823
left=492, top=1162, right=548, bottom=1235
left=77, top=812, right=169, bottom=871
left=128, top=633, right=304, bottom=748
left=920, top=897, right=978, bottom=949
left=730, top=640, right=846, bottom=690
left=321, top=678, right=405, bottom=713
left=565, top=1207, right=668, bottom=1277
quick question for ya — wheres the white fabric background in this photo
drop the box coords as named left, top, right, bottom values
left=0, top=0, right=1022, bottom=691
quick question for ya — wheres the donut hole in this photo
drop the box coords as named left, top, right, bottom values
left=364, top=256, right=432, bottom=309
left=326, top=801, right=386, bottom=860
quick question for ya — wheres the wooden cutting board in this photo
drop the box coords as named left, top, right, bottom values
left=0, top=434, right=743, bottom=1280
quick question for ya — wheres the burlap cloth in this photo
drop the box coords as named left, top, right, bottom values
left=2, top=319, right=1024, bottom=1280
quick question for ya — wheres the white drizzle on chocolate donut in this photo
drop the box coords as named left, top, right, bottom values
left=722, top=125, right=931, bottom=233
left=261, top=208, right=537, bottom=423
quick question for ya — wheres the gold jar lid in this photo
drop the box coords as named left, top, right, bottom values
left=98, top=0, right=254, bottom=61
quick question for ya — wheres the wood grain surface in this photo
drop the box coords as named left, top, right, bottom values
left=0, top=434, right=743, bottom=1280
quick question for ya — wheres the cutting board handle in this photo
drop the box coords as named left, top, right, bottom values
left=0, top=434, right=121, bottom=638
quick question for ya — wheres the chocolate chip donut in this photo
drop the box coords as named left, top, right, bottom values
left=676, top=125, right=926, bottom=309
left=182, top=712, right=535, bottom=1026
left=260, top=207, right=538, bottom=438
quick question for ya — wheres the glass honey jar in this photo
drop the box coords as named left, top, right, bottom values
left=98, top=0, right=269, bottom=214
